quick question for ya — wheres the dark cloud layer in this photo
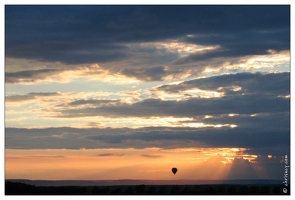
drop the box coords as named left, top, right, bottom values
left=87, top=127, right=289, bottom=150
left=120, top=66, right=170, bottom=81
left=6, top=92, right=61, bottom=102
left=57, top=95, right=289, bottom=118
left=5, top=69, right=60, bottom=83
left=156, top=72, right=290, bottom=96
left=202, top=112, right=289, bottom=130
left=5, top=125, right=289, bottom=156
left=5, top=5, right=290, bottom=82
left=174, top=29, right=289, bottom=65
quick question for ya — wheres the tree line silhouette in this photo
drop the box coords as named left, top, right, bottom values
left=5, top=181, right=289, bottom=195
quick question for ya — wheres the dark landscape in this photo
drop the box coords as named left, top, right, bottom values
left=5, top=179, right=290, bottom=195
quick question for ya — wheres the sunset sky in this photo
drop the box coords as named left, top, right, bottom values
left=4, top=4, right=290, bottom=181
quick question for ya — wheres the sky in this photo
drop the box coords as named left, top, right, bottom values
left=4, top=3, right=291, bottom=182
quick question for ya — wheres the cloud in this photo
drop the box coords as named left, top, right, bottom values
left=5, top=72, right=289, bottom=134
left=56, top=94, right=289, bottom=118
left=5, top=63, right=114, bottom=84
left=5, top=125, right=289, bottom=156
left=141, top=154, right=163, bottom=158
left=120, top=66, right=169, bottom=81
left=201, top=112, right=290, bottom=130
left=5, top=92, right=61, bottom=102
left=66, top=99, right=120, bottom=107
left=88, top=127, right=289, bottom=150
left=226, top=157, right=260, bottom=179
left=5, top=69, right=60, bottom=84
left=5, top=6, right=290, bottom=83
left=174, top=29, right=289, bottom=65
left=155, top=72, right=290, bottom=96
left=97, top=153, right=124, bottom=157
left=49, top=72, right=288, bottom=118
left=6, top=155, right=65, bottom=160
left=6, top=6, right=289, bottom=50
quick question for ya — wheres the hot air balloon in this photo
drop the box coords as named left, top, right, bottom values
left=172, top=167, right=177, bottom=175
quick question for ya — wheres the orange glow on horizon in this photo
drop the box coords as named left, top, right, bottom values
left=5, top=147, right=264, bottom=180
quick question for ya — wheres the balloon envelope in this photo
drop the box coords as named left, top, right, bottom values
left=172, top=167, right=177, bottom=175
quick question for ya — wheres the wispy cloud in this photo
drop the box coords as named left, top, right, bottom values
left=141, top=154, right=164, bottom=158
left=5, top=92, right=61, bottom=102
left=97, top=153, right=124, bottom=157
